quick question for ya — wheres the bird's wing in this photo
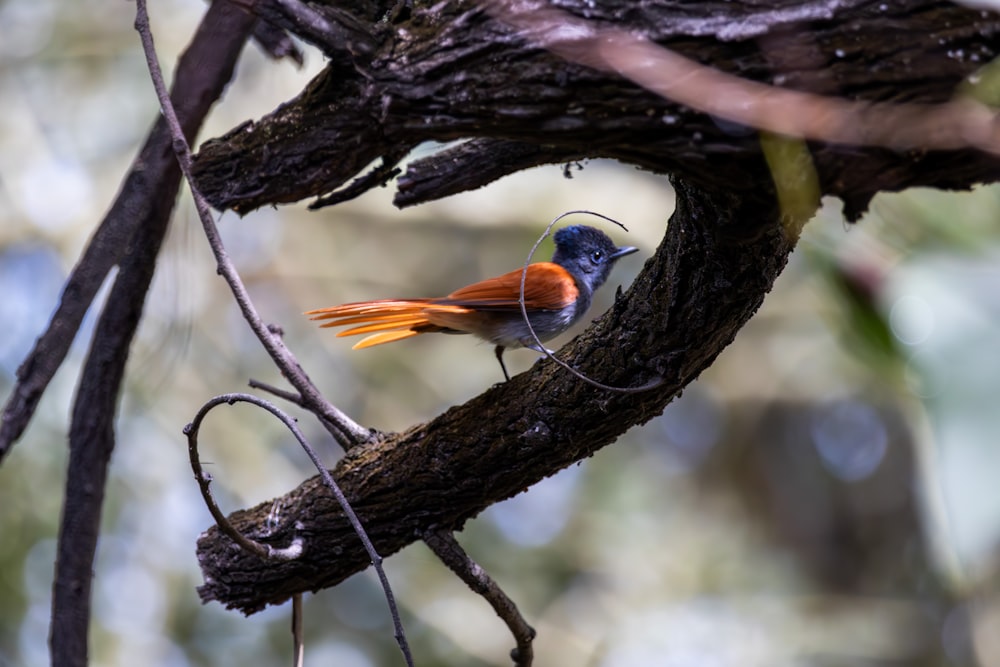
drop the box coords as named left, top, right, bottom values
left=444, top=262, right=578, bottom=311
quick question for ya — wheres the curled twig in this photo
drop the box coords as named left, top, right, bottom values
left=518, top=210, right=664, bottom=392
left=183, top=392, right=414, bottom=666
left=184, top=394, right=305, bottom=562
left=422, top=529, right=536, bottom=666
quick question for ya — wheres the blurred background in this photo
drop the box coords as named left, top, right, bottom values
left=3, top=0, right=1000, bottom=665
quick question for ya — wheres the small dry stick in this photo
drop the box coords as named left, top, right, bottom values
left=310, top=149, right=409, bottom=210
left=292, top=593, right=304, bottom=667
left=248, top=379, right=306, bottom=407
left=423, top=529, right=536, bottom=667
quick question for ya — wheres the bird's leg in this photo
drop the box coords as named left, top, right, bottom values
left=494, top=345, right=511, bottom=381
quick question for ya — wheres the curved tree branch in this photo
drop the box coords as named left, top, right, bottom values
left=197, top=175, right=793, bottom=613
left=189, top=0, right=1000, bottom=625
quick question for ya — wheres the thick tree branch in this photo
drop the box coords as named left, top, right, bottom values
left=395, top=139, right=587, bottom=208
left=192, top=0, right=1000, bottom=219
left=189, top=0, right=1000, bottom=628
left=196, top=175, right=794, bottom=613
left=52, top=164, right=176, bottom=667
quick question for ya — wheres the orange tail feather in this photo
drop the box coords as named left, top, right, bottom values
left=306, top=299, right=472, bottom=348
left=352, top=330, right=423, bottom=349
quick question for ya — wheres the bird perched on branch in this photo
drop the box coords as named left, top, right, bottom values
left=306, top=225, right=638, bottom=380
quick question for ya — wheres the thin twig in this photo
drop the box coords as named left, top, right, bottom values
left=309, top=151, right=407, bottom=210
left=248, top=378, right=377, bottom=455
left=249, top=379, right=307, bottom=407
left=133, top=0, right=370, bottom=449
left=518, top=210, right=663, bottom=392
left=423, top=529, right=536, bottom=666
left=183, top=392, right=414, bottom=666
left=292, top=593, right=305, bottom=667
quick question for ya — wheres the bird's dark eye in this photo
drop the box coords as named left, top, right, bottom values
left=590, top=250, right=604, bottom=263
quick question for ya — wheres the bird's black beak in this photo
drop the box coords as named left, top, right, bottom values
left=611, top=245, right=639, bottom=260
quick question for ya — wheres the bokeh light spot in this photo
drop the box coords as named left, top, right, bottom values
left=889, top=294, right=934, bottom=346
left=0, top=0, right=56, bottom=59
left=810, top=399, right=888, bottom=482
left=16, top=158, right=94, bottom=232
left=484, top=465, right=582, bottom=547
left=0, top=244, right=65, bottom=374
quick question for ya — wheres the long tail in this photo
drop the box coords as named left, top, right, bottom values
left=305, top=299, right=470, bottom=349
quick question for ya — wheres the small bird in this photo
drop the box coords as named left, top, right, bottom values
left=306, top=225, right=638, bottom=380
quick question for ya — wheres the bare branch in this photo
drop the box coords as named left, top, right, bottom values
left=308, top=149, right=408, bottom=210
left=249, top=378, right=307, bottom=406
left=423, top=530, right=536, bottom=666
left=52, top=163, right=174, bottom=667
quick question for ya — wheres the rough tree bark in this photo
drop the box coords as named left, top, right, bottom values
left=194, top=0, right=1000, bottom=219
left=191, top=0, right=1000, bottom=613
